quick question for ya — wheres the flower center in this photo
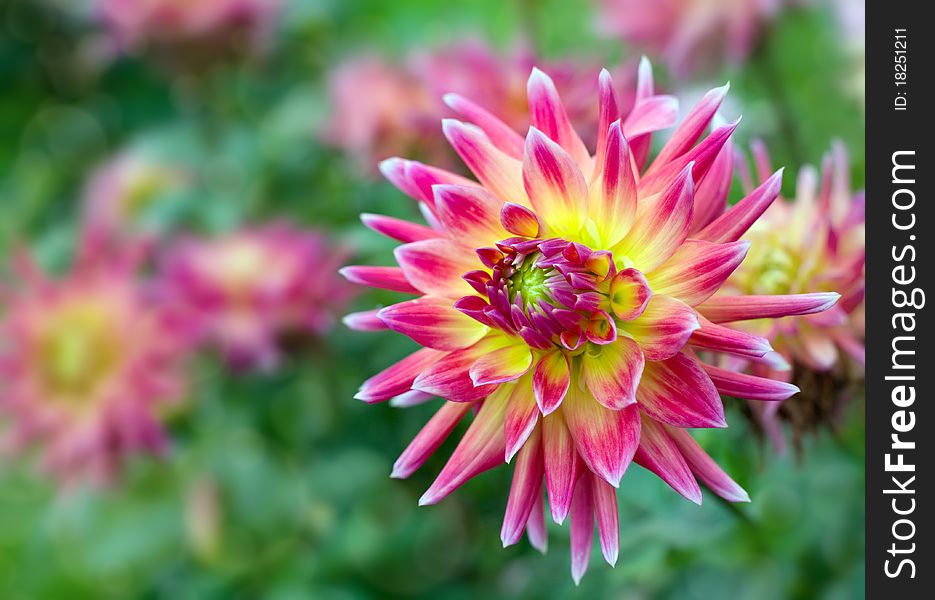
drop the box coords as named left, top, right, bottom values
left=36, top=302, right=123, bottom=400
left=508, top=256, right=551, bottom=305
left=459, top=238, right=653, bottom=351
left=743, top=243, right=798, bottom=295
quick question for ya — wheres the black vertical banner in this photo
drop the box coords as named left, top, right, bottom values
left=866, top=0, right=933, bottom=597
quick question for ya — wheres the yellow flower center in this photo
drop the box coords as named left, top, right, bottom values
left=36, top=302, right=124, bottom=401
left=740, top=242, right=799, bottom=296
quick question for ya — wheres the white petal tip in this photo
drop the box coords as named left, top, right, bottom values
left=441, top=93, right=460, bottom=109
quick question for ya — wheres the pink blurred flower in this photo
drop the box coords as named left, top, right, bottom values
left=322, top=54, right=443, bottom=174
left=596, top=0, right=784, bottom=76
left=81, top=151, right=189, bottom=248
left=322, top=39, right=635, bottom=173
left=0, top=245, right=191, bottom=486
left=720, top=141, right=864, bottom=447
left=161, top=223, right=354, bottom=371
left=96, top=0, right=281, bottom=58
left=343, top=60, right=837, bottom=581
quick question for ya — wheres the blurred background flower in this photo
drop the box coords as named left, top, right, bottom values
left=723, top=141, right=864, bottom=451
left=0, top=0, right=864, bottom=597
left=595, top=0, right=786, bottom=78
left=161, top=223, right=354, bottom=371
left=321, top=38, right=635, bottom=173
left=95, top=0, right=282, bottom=66
left=0, top=242, right=191, bottom=486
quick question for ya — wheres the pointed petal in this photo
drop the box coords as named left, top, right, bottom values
left=442, top=119, right=525, bottom=203
left=500, top=202, right=541, bottom=237
left=469, top=340, right=533, bottom=386
left=689, top=317, right=772, bottom=358
left=505, top=378, right=540, bottom=462
left=695, top=169, right=784, bottom=243
left=389, top=390, right=434, bottom=408
left=394, top=239, right=478, bottom=297
left=617, top=163, right=694, bottom=273
left=342, top=309, right=388, bottom=332
left=533, top=350, right=571, bottom=415
left=563, top=387, right=641, bottom=488
left=590, top=121, right=638, bottom=247
left=433, top=184, right=508, bottom=245
left=420, top=387, right=510, bottom=505
left=340, top=266, right=419, bottom=294
left=701, top=363, right=799, bottom=401
left=622, top=95, right=679, bottom=139
left=637, top=353, right=726, bottom=428
left=379, top=158, right=478, bottom=207
left=413, top=339, right=502, bottom=402
left=443, top=93, right=525, bottom=158
left=634, top=416, right=702, bottom=504
left=527, top=67, right=591, bottom=169
left=697, top=292, right=841, bottom=323
left=646, top=240, right=750, bottom=306
left=592, top=69, right=620, bottom=177
left=650, top=83, right=729, bottom=171
left=361, top=213, right=441, bottom=243
left=581, top=337, right=644, bottom=410
left=378, top=296, right=488, bottom=350
left=639, top=120, right=738, bottom=198
left=502, top=426, right=545, bottom=547
left=636, top=56, right=655, bottom=100
left=526, top=488, right=549, bottom=553
left=542, top=410, right=580, bottom=523
left=689, top=136, right=734, bottom=234
left=592, top=474, right=619, bottom=567
left=668, top=426, right=749, bottom=502
left=523, top=128, right=589, bottom=235
left=619, top=295, right=699, bottom=361
left=356, top=348, right=445, bottom=403
left=392, top=401, right=472, bottom=478
left=569, top=474, right=594, bottom=585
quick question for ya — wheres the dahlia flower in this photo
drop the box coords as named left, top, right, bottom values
left=343, top=60, right=839, bottom=581
left=96, top=0, right=280, bottom=57
left=323, top=40, right=633, bottom=173
left=81, top=151, right=188, bottom=248
left=722, top=141, right=864, bottom=446
left=596, top=0, right=784, bottom=76
left=0, top=245, right=190, bottom=485
left=322, top=55, right=442, bottom=173
left=161, top=223, right=354, bottom=371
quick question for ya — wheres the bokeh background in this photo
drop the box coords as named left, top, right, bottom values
left=0, top=0, right=864, bottom=598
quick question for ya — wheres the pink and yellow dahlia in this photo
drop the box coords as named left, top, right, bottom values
left=729, top=141, right=864, bottom=374
left=596, top=0, right=784, bottom=77
left=96, top=0, right=281, bottom=57
left=322, top=54, right=443, bottom=173
left=0, top=246, right=191, bottom=485
left=161, top=223, right=354, bottom=371
left=81, top=151, right=188, bottom=248
left=343, top=61, right=839, bottom=581
left=721, top=142, right=864, bottom=446
left=323, top=39, right=634, bottom=173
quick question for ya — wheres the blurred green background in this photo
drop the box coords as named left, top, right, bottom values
left=0, top=0, right=863, bottom=598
